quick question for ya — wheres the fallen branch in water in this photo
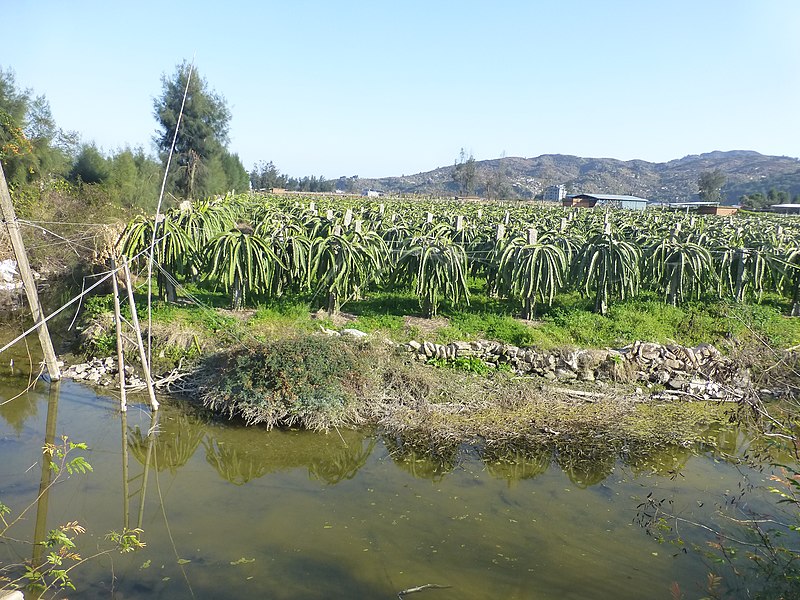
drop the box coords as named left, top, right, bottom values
left=397, top=583, right=452, bottom=598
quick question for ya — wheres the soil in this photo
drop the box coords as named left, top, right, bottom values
left=403, top=315, right=449, bottom=337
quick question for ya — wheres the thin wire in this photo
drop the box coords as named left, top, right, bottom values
left=0, top=363, right=45, bottom=406
left=18, top=220, right=100, bottom=254
left=0, top=243, right=156, bottom=356
left=21, top=219, right=117, bottom=226
left=148, top=58, right=195, bottom=377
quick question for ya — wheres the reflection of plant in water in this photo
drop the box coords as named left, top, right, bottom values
left=203, top=425, right=376, bottom=485
left=633, top=398, right=800, bottom=599
left=0, top=391, right=39, bottom=434
left=383, top=435, right=459, bottom=481
left=203, top=438, right=270, bottom=485
left=128, top=410, right=206, bottom=474
left=308, top=436, right=376, bottom=484
left=483, top=448, right=553, bottom=485
left=623, top=440, right=696, bottom=478
left=555, top=439, right=617, bottom=488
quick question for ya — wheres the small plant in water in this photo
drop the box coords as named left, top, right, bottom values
left=1, top=436, right=145, bottom=597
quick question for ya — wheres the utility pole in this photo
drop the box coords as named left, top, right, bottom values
left=0, top=164, right=61, bottom=380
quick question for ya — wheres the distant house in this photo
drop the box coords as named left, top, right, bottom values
left=664, top=201, right=738, bottom=216
left=362, top=189, right=382, bottom=198
left=771, top=203, right=800, bottom=214
left=563, top=193, right=649, bottom=210
left=543, top=184, right=567, bottom=203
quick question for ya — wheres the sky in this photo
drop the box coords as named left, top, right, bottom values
left=3, top=1, right=799, bottom=179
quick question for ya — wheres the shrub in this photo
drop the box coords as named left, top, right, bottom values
left=199, top=335, right=372, bottom=430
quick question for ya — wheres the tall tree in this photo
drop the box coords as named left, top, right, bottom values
left=697, top=169, right=726, bottom=203
left=452, top=148, right=477, bottom=196
left=0, top=68, right=72, bottom=187
left=250, top=160, right=288, bottom=190
left=153, top=62, right=231, bottom=199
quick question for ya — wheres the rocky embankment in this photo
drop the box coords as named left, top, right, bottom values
left=62, top=357, right=147, bottom=388
left=61, top=328, right=759, bottom=403
left=398, top=338, right=752, bottom=401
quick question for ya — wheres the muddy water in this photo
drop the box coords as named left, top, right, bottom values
left=0, top=343, right=790, bottom=599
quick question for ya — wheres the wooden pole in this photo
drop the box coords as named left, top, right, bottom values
left=121, top=258, right=159, bottom=411
left=0, top=164, right=61, bottom=380
left=111, top=259, right=128, bottom=412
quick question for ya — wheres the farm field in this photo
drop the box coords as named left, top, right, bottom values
left=114, top=193, right=800, bottom=347
left=84, top=192, right=800, bottom=441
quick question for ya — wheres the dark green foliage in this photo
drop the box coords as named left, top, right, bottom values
left=69, top=144, right=110, bottom=184
left=698, top=169, right=727, bottom=203
left=200, top=336, right=371, bottom=429
left=428, top=355, right=490, bottom=376
left=153, top=62, right=235, bottom=199
left=452, top=148, right=477, bottom=195
left=0, top=67, right=73, bottom=188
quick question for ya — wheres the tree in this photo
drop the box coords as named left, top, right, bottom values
left=698, top=169, right=726, bottom=203
left=206, top=150, right=249, bottom=194
left=391, top=224, right=470, bottom=318
left=452, top=148, right=477, bottom=196
left=768, top=188, right=791, bottom=205
left=497, top=230, right=568, bottom=319
left=153, top=62, right=232, bottom=199
left=69, top=144, right=110, bottom=184
left=0, top=68, right=72, bottom=187
left=740, top=192, right=769, bottom=210
left=250, top=160, right=287, bottom=190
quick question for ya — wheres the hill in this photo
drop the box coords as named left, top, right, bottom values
left=347, top=151, right=800, bottom=203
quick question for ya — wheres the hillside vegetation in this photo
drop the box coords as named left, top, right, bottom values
left=355, top=151, right=800, bottom=203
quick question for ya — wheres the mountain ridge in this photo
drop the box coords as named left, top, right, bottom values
left=347, top=150, right=800, bottom=203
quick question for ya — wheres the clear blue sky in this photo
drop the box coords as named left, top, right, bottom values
left=4, top=0, right=799, bottom=178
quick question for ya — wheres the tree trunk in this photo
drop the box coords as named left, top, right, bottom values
left=521, top=297, right=534, bottom=321
left=231, top=275, right=243, bottom=311
left=165, top=278, right=177, bottom=303
left=327, top=291, right=338, bottom=315
left=734, top=249, right=748, bottom=303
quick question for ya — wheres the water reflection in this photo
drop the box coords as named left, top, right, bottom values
left=622, top=438, right=695, bottom=477
left=483, top=448, right=552, bottom=485
left=555, top=440, right=618, bottom=488
left=383, top=436, right=460, bottom=481
left=31, top=380, right=60, bottom=569
left=128, top=409, right=205, bottom=474
left=0, top=387, right=39, bottom=434
left=203, top=425, right=376, bottom=485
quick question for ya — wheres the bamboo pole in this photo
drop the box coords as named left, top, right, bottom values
left=111, top=259, right=128, bottom=412
left=121, top=258, right=159, bottom=411
left=0, top=164, right=60, bottom=380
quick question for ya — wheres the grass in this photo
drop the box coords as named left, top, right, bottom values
left=76, top=275, right=800, bottom=385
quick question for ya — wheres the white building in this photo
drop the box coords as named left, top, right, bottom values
left=543, top=184, right=566, bottom=202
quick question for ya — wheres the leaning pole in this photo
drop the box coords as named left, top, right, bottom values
left=0, top=163, right=61, bottom=380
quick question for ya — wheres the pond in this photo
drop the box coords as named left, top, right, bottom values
left=0, top=341, right=795, bottom=599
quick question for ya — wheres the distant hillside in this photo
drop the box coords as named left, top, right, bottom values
left=345, top=151, right=800, bottom=203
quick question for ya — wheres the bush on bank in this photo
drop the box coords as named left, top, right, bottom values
left=197, top=335, right=376, bottom=430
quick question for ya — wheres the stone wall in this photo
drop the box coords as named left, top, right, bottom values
left=400, top=338, right=751, bottom=402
